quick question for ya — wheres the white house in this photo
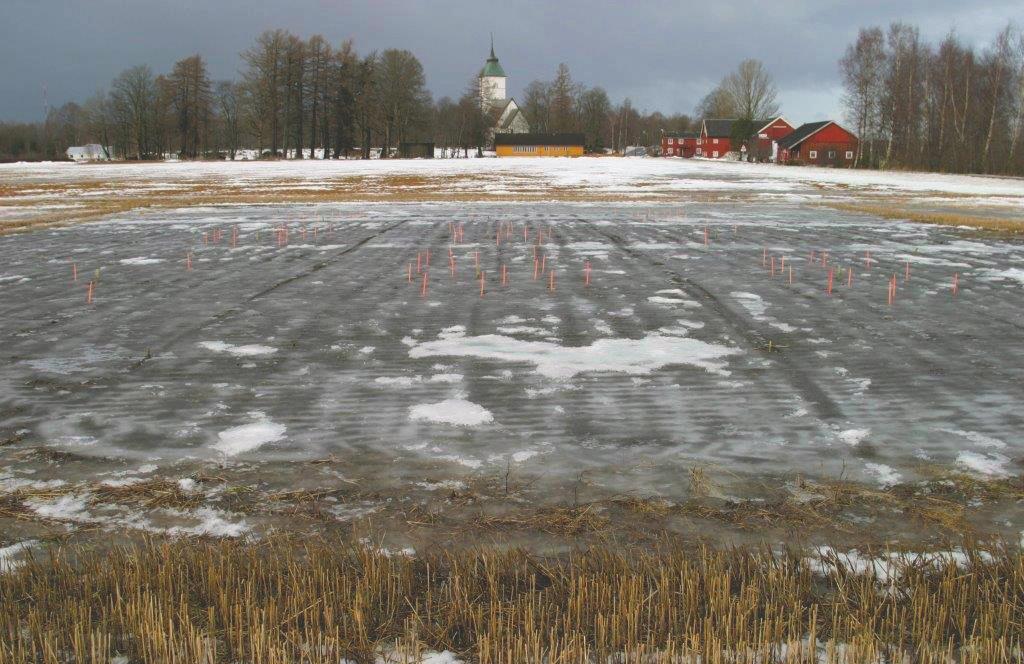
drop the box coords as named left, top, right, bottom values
left=66, top=144, right=111, bottom=161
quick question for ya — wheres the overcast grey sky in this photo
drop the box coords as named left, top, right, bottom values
left=1, top=0, right=1019, bottom=124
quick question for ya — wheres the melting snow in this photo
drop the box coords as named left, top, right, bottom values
left=956, top=450, right=1010, bottom=476
left=409, top=399, right=494, bottom=426
left=837, top=429, right=870, bottom=446
left=213, top=414, right=286, bottom=456
left=199, top=341, right=277, bottom=357
left=408, top=331, right=740, bottom=379
left=864, top=462, right=901, bottom=488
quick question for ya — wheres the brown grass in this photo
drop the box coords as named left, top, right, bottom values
left=0, top=537, right=1020, bottom=663
left=825, top=202, right=1024, bottom=233
left=0, top=175, right=749, bottom=236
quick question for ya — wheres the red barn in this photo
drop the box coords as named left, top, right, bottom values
left=776, top=121, right=858, bottom=167
left=661, top=131, right=697, bottom=157
left=696, top=117, right=791, bottom=159
left=748, top=117, right=795, bottom=162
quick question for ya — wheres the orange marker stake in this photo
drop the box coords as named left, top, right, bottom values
left=72, top=263, right=77, bottom=282
left=865, top=250, right=871, bottom=269
left=788, top=265, right=793, bottom=285
left=479, top=271, right=485, bottom=297
left=186, top=252, right=192, bottom=271
left=952, top=272, right=959, bottom=296
left=450, top=257, right=456, bottom=278
left=407, top=263, right=413, bottom=283
left=704, top=227, right=709, bottom=246
left=826, top=267, right=834, bottom=295
left=770, top=255, right=776, bottom=277
left=533, top=258, right=539, bottom=280
left=541, top=254, right=546, bottom=274
left=417, top=252, right=422, bottom=273
left=905, top=260, right=910, bottom=282
left=420, top=271, right=428, bottom=297
left=548, top=270, right=556, bottom=292
left=763, top=248, right=768, bottom=268
left=847, top=266, right=852, bottom=287
left=86, top=281, right=94, bottom=304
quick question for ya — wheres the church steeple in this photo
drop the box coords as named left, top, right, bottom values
left=481, top=35, right=506, bottom=79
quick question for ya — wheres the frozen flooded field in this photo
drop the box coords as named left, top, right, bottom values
left=1, top=159, right=1023, bottom=549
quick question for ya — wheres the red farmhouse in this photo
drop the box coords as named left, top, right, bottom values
left=661, top=131, right=697, bottom=157
left=696, top=117, right=792, bottom=159
left=776, top=121, right=859, bottom=167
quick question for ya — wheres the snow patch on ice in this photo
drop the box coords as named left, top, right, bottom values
left=409, top=399, right=494, bottom=427
left=409, top=332, right=740, bottom=379
left=837, top=429, right=870, bottom=446
left=199, top=341, right=277, bottom=357
left=956, top=450, right=1011, bottom=477
left=978, top=268, right=1024, bottom=285
left=213, top=413, right=286, bottom=456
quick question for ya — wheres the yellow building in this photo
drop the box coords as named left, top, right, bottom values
left=494, top=133, right=585, bottom=157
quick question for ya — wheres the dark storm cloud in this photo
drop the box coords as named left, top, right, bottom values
left=1, top=0, right=1019, bottom=122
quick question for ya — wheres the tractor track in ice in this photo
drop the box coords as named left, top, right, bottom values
left=592, top=224, right=845, bottom=422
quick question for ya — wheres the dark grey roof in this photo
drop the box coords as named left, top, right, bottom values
left=665, top=131, right=698, bottom=139
left=493, top=133, right=585, bottom=146
left=702, top=119, right=771, bottom=138
left=776, top=121, right=832, bottom=150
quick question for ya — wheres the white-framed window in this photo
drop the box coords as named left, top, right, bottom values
left=669, top=138, right=676, bottom=145
left=845, top=150, right=854, bottom=159
left=696, top=138, right=702, bottom=145
left=713, top=138, right=719, bottom=144
left=828, top=150, right=836, bottom=159
left=809, top=150, right=817, bottom=159
left=713, top=150, right=719, bottom=158
left=696, top=148, right=702, bottom=155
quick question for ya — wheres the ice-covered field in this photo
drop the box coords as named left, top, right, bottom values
left=1, top=158, right=1023, bottom=548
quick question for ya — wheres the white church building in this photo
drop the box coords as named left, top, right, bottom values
left=479, top=41, right=530, bottom=142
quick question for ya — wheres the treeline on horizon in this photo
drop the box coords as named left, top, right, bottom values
left=1, top=22, right=1022, bottom=177
left=840, top=22, right=1024, bottom=174
left=0, top=29, right=691, bottom=163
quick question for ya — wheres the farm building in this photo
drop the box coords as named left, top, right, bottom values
left=493, top=133, right=585, bottom=157
left=696, top=118, right=790, bottom=159
left=746, top=117, right=795, bottom=162
left=398, top=142, right=434, bottom=159
left=661, top=132, right=698, bottom=158
left=776, top=121, right=858, bottom=167
left=66, top=144, right=111, bottom=161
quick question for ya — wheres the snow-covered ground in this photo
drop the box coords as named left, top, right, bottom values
left=2, top=156, right=1023, bottom=201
